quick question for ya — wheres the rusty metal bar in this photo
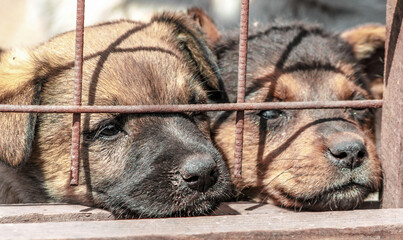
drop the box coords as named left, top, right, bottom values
left=70, top=0, right=85, bottom=186
left=0, top=100, right=383, bottom=113
left=0, top=100, right=381, bottom=113
left=380, top=0, right=403, bottom=208
left=233, top=0, right=250, bottom=178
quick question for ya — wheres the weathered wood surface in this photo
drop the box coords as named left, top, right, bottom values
left=0, top=204, right=113, bottom=223
left=0, top=202, right=402, bottom=239
left=381, top=0, right=403, bottom=208
left=0, top=200, right=380, bottom=224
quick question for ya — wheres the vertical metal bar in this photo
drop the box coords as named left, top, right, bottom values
left=233, top=0, right=250, bottom=178
left=70, top=0, right=85, bottom=186
left=380, top=0, right=403, bottom=208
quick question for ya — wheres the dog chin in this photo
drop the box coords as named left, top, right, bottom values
left=93, top=184, right=231, bottom=219
left=108, top=197, right=222, bottom=219
left=283, top=183, right=373, bottom=211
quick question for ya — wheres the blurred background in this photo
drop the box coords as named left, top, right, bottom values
left=0, top=0, right=386, bottom=48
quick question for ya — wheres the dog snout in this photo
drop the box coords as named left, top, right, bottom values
left=326, top=134, right=367, bottom=169
left=180, top=154, right=218, bottom=192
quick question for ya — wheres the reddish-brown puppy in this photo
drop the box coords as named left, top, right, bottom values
left=0, top=12, right=232, bottom=218
left=191, top=9, right=384, bottom=210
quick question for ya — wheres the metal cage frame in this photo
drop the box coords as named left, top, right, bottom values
left=0, top=0, right=401, bottom=209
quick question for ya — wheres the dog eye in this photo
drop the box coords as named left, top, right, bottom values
left=350, top=108, right=366, bottom=114
left=98, top=124, right=122, bottom=139
left=190, top=111, right=202, bottom=116
left=349, top=107, right=371, bottom=121
left=258, top=110, right=285, bottom=120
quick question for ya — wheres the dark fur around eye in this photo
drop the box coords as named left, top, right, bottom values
left=258, top=110, right=286, bottom=120
left=347, top=92, right=373, bottom=123
left=84, top=117, right=126, bottom=141
left=255, top=110, right=289, bottom=131
left=97, top=124, right=122, bottom=139
left=348, top=107, right=373, bottom=124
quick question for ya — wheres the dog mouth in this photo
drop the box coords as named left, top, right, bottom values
left=285, top=182, right=373, bottom=211
left=104, top=191, right=228, bottom=219
left=91, top=143, right=233, bottom=219
left=94, top=173, right=232, bottom=219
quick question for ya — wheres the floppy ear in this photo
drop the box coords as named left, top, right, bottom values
left=0, top=49, right=41, bottom=168
left=187, top=7, right=222, bottom=45
left=341, top=24, right=385, bottom=99
left=152, top=12, right=227, bottom=102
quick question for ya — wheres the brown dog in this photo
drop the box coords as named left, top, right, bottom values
left=0, top=12, right=233, bottom=218
left=191, top=9, right=384, bottom=210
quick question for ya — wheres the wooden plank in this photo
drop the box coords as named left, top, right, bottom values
left=0, top=207, right=402, bottom=240
left=0, top=201, right=380, bottom=223
left=0, top=204, right=113, bottom=223
left=0, top=202, right=291, bottom=223
left=381, top=0, right=403, bottom=208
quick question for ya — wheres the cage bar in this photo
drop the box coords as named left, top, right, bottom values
left=70, top=0, right=85, bottom=186
left=380, top=0, right=403, bottom=208
left=0, top=0, right=397, bottom=207
left=233, top=0, right=250, bottom=178
left=0, top=100, right=382, bottom=113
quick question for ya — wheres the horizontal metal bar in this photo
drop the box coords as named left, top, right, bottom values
left=0, top=100, right=382, bottom=113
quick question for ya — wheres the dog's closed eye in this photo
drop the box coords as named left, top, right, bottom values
left=96, top=124, right=123, bottom=140
left=347, top=91, right=374, bottom=122
left=85, top=117, right=126, bottom=141
left=257, top=110, right=289, bottom=127
left=258, top=110, right=285, bottom=120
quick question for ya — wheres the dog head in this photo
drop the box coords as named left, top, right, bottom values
left=196, top=11, right=384, bottom=210
left=0, top=12, right=232, bottom=218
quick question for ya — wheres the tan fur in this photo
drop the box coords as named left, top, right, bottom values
left=341, top=24, right=385, bottom=61
left=187, top=7, right=222, bottom=46
left=215, top=72, right=382, bottom=209
left=341, top=24, right=385, bottom=99
left=0, top=13, right=222, bottom=206
left=0, top=50, right=37, bottom=99
left=205, top=16, right=385, bottom=210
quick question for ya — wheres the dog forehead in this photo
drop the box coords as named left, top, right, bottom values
left=94, top=51, right=194, bottom=105
left=35, top=19, right=189, bottom=78
left=39, top=20, right=199, bottom=106
left=287, top=72, right=356, bottom=101
left=248, top=69, right=359, bottom=102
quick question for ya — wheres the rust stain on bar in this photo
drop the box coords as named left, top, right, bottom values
left=0, top=100, right=383, bottom=113
left=233, top=0, right=250, bottom=178
left=70, top=0, right=85, bottom=186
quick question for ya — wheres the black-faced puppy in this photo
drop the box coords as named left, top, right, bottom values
left=0, top=12, right=232, bottom=218
left=191, top=9, right=384, bottom=210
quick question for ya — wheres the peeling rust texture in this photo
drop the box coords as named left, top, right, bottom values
left=0, top=100, right=382, bottom=113
left=70, top=0, right=85, bottom=186
left=381, top=0, right=403, bottom=208
left=233, top=0, right=250, bottom=178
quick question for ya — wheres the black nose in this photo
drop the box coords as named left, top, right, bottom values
left=180, top=154, right=218, bottom=192
left=327, top=137, right=367, bottom=169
